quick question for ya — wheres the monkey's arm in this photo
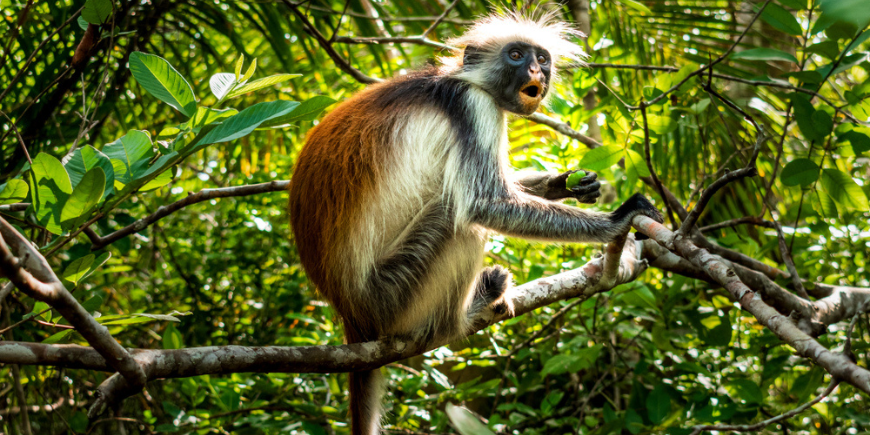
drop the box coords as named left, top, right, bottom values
left=514, top=170, right=601, bottom=203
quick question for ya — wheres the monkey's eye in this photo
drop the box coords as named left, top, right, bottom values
left=509, top=50, right=523, bottom=61
left=537, top=55, right=549, bottom=65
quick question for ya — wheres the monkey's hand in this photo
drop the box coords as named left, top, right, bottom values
left=550, top=170, right=601, bottom=204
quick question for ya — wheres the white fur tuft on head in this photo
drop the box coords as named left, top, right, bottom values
left=441, top=10, right=587, bottom=73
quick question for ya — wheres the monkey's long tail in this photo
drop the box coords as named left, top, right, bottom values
left=346, top=327, right=385, bottom=435
left=349, top=369, right=385, bottom=435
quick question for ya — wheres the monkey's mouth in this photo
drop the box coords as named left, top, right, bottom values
left=518, top=80, right=544, bottom=113
left=521, top=85, right=540, bottom=99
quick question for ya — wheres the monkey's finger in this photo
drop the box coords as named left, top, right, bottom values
left=571, top=180, right=601, bottom=195
left=580, top=171, right=598, bottom=182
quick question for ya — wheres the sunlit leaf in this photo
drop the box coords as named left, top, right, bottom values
left=226, top=74, right=301, bottom=99
left=28, top=153, right=72, bottom=235
left=0, top=179, right=28, bottom=205
left=577, top=145, right=623, bottom=171
left=129, top=52, right=197, bottom=117
left=820, top=168, right=869, bottom=210
left=445, top=403, right=496, bottom=435
left=781, top=158, right=819, bottom=186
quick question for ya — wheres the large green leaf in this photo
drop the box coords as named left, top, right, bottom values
left=761, top=3, right=804, bottom=35
left=820, top=0, right=870, bottom=28
left=838, top=131, right=870, bottom=154
left=103, top=130, right=154, bottom=183
left=624, top=149, right=651, bottom=178
left=0, top=179, right=28, bottom=205
left=63, top=254, right=95, bottom=285
left=445, top=403, right=496, bottom=435
left=258, top=95, right=336, bottom=128
left=731, top=48, right=798, bottom=63
left=129, top=52, right=197, bottom=117
left=646, top=384, right=671, bottom=424
left=196, top=100, right=301, bottom=146
left=28, top=153, right=73, bottom=235
left=61, top=167, right=105, bottom=228
left=226, top=74, right=301, bottom=99
left=81, top=0, right=113, bottom=24
left=578, top=145, right=624, bottom=171
left=65, top=146, right=115, bottom=200
left=182, top=107, right=239, bottom=131
left=780, top=158, right=819, bottom=186
left=820, top=168, right=869, bottom=210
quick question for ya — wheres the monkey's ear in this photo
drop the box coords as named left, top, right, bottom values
left=462, top=45, right=483, bottom=67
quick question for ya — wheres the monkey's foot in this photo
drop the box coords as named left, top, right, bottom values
left=476, top=265, right=512, bottom=315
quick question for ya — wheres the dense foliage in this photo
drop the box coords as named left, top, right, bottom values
left=0, top=0, right=868, bottom=434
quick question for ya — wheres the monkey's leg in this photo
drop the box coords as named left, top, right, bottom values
left=357, top=202, right=461, bottom=339
left=515, top=170, right=601, bottom=203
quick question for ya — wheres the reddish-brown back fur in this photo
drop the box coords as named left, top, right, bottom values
left=289, top=82, right=396, bottom=335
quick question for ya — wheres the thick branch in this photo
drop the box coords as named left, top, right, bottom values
left=633, top=215, right=870, bottom=395
left=0, top=234, right=646, bottom=415
left=88, top=180, right=289, bottom=250
left=0, top=218, right=146, bottom=390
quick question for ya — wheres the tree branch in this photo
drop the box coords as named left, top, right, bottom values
left=87, top=180, right=289, bottom=250
left=633, top=215, right=870, bottom=395
left=0, top=233, right=647, bottom=415
left=0, top=218, right=146, bottom=391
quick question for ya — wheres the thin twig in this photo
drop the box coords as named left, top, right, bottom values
left=422, top=0, right=462, bottom=38
left=87, top=181, right=290, bottom=250
left=699, top=216, right=775, bottom=233
left=689, top=380, right=839, bottom=435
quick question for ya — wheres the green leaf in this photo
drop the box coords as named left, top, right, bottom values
left=226, top=74, right=301, bottom=99
left=646, top=384, right=671, bottom=424
left=42, top=329, right=74, bottom=344
left=80, top=251, right=111, bottom=283
left=820, top=0, right=870, bottom=29
left=65, top=146, right=115, bottom=200
left=77, top=16, right=89, bottom=31
left=820, top=168, right=869, bottom=210
left=28, top=153, right=73, bottom=235
left=844, top=29, right=870, bottom=55
left=578, top=145, right=623, bottom=171
left=0, top=179, right=28, bottom=205
left=624, top=149, right=651, bottom=178
left=241, top=57, right=257, bottom=82
left=258, top=95, right=336, bottom=128
left=726, top=379, right=764, bottom=404
left=81, top=295, right=103, bottom=313
left=805, top=40, right=841, bottom=60
left=163, top=324, right=184, bottom=349
left=761, top=3, right=804, bottom=35
left=445, top=403, right=496, bottom=435
left=618, top=0, right=651, bottom=13
left=129, top=52, right=196, bottom=117
left=183, top=107, right=239, bottom=130
left=541, top=354, right=582, bottom=376
left=209, top=73, right=237, bottom=101
left=140, top=167, right=174, bottom=191
left=838, top=131, right=870, bottom=154
left=196, top=100, right=301, bottom=146
left=103, top=130, right=154, bottom=182
left=63, top=254, right=95, bottom=285
left=780, top=158, right=819, bottom=186
left=60, top=167, right=105, bottom=228
left=235, top=54, right=245, bottom=81
left=811, top=110, right=833, bottom=138
left=81, top=0, right=113, bottom=24
left=778, top=0, right=806, bottom=9
left=814, top=190, right=839, bottom=218
left=731, top=48, right=798, bottom=63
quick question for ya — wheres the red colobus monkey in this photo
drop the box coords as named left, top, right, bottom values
left=289, top=12, right=662, bottom=435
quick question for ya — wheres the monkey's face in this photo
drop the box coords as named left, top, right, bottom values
left=491, top=42, right=552, bottom=115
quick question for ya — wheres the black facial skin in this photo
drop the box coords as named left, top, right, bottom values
left=463, top=41, right=552, bottom=115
